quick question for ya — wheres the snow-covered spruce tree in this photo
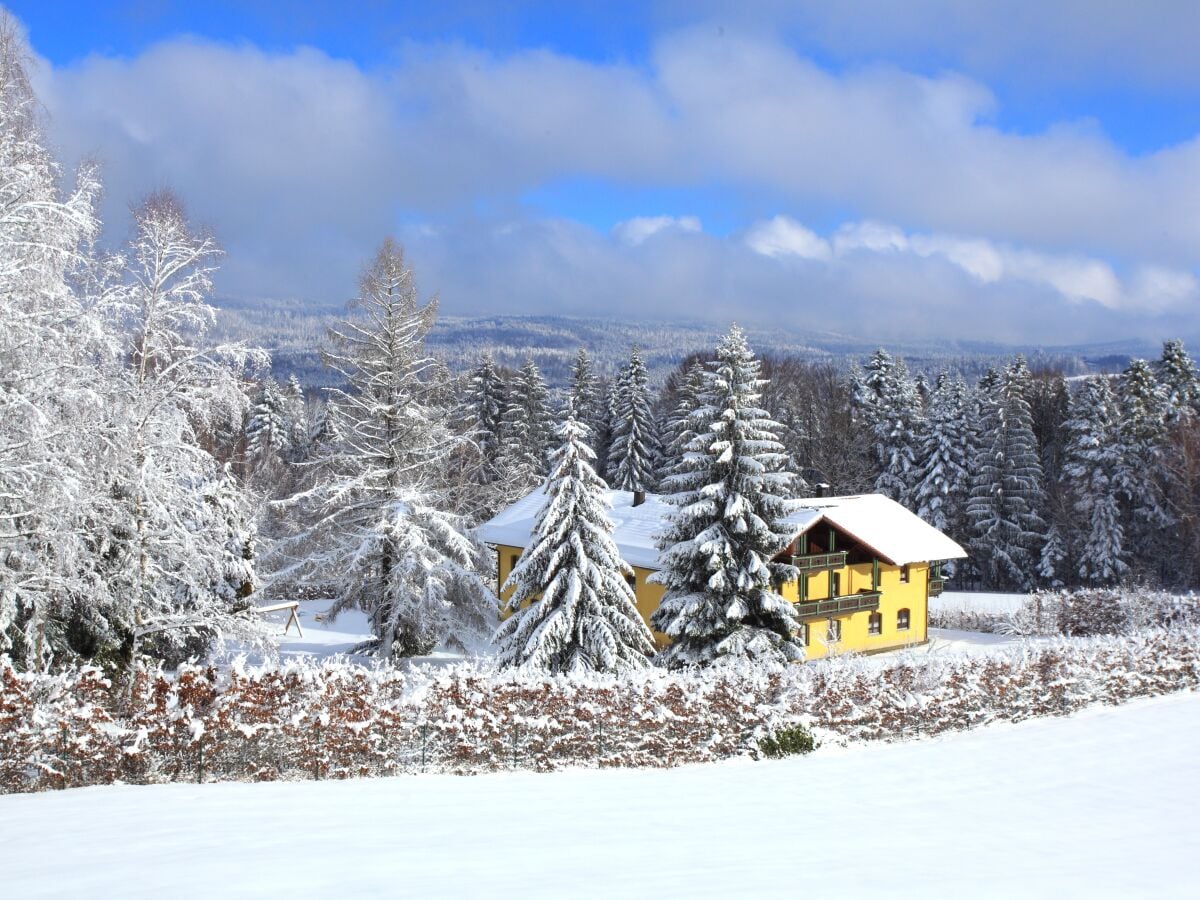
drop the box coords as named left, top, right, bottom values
left=98, top=190, right=268, bottom=669
left=567, top=348, right=608, bottom=460
left=499, top=357, right=554, bottom=481
left=607, top=345, right=660, bottom=492
left=965, top=357, right=1047, bottom=591
left=912, top=371, right=971, bottom=540
left=1157, top=339, right=1199, bottom=423
left=1114, top=359, right=1171, bottom=536
left=283, top=374, right=311, bottom=462
left=271, top=239, right=492, bottom=659
left=1038, top=523, right=1068, bottom=588
left=494, top=417, right=655, bottom=673
left=657, top=359, right=708, bottom=484
left=650, top=326, right=802, bottom=668
left=244, top=377, right=290, bottom=469
left=460, top=352, right=508, bottom=462
left=853, top=348, right=924, bottom=506
left=1062, top=378, right=1126, bottom=586
left=0, top=15, right=109, bottom=668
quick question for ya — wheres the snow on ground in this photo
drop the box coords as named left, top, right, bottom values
left=262, top=598, right=1030, bottom=668
left=2, top=692, right=1197, bottom=898
left=265, top=599, right=374, bottom=661
left=932, top=590, right=1028, bottom=616
left=264, top=599, right=469, bottom=667
left=925, top=627, right=1034, bottom=653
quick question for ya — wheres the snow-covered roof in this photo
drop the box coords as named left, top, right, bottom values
left=786, top=493, right=967, bottom=566
left=477, top=489, right=966, bottom=569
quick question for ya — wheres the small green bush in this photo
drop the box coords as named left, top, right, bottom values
left=758, top=723, right=816, bottom=758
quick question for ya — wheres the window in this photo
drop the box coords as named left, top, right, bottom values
left=509, top=553, right=520, bottom=574
left=899, top=564, right=910, bottom=583
left=625, top=571, right=637, bottom=589
left=826, top=618, right=842, bottom=643
left=831, top=571, right=841, bottom=597
left=868, top=612, right=882, bottom=635
left=798, top=623, right=810, bottom=646
left=897, top=608, right=911, bottom=631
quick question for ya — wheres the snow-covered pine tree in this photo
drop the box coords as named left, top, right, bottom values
left=1114, top=359, right=1171, bottom=534
left=853, top=348, right=924, bottom=506
left=283, top=374, right=311, bottom=461
left=499, top=357, right=554, bottom=481
left=656, top=359, right=708, bottom=483
left=244, top=378, right=290, bottom=467
left=650, top=326, right=802, bottom=668
left=602, top=369, right=625, bottom=485
left=912, top=371, right=971, bottom=540
left=1062, top=378, right=1126, bottom=586
left=607, top=345, right=660, bottom=493
left=1038, top=522, right=1068, bottom=588
left=494, top=417, right=655, bottom=673
left=203, top=463, right=258, bottom=605
left=271, top=239, right=492, bottom=658
left=567, top=348, right=608, bottom=457
left=460, top=352, right=508, bottom=462
left=1157, top=339, right=1199, bottom=423
left=965, top=357, right=1047, bottom=591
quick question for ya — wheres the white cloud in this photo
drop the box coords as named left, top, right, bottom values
left=613, top=215, right=702, bottom=245
left=744, top=215, right=831, bottom=261
left=746, top=215, right=1196, bottom=313
left=21, top=27, right=1200, bottom=340
left=679, top=1, right=1200, bottom=89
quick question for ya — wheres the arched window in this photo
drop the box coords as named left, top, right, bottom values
left=897, top=608, right=911, bottom=631
left=868, top=612, right=882, bottom=635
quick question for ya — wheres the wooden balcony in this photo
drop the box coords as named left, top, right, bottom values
left=928, top=578, right=944, bottom=597
left=795, top=590, right=882, bottom=620
left=791, top=550, right=847, bottom=572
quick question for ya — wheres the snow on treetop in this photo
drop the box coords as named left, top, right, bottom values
left=478, top=488, right=967, bottom=570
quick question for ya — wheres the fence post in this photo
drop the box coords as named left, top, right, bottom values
left=196, top=743, right=204, bottom=784
left=597, top=720, right=605, bottom=767
left=420, top=723, right=428, bottom=773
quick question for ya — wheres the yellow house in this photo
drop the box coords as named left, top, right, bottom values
left=477, top=490, right=967, bottom=660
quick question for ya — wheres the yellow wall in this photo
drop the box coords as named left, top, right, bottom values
left=789, top=561, right=929, bottom=660
left=494, top=544, right=931, bottom=660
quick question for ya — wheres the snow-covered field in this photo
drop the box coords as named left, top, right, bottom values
left=931, top=590, right=1028, bottom=616
left=2, top=692, right=1197, bottom=898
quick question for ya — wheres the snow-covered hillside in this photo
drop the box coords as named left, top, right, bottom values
left=2, top=693, right=1196, bottom=898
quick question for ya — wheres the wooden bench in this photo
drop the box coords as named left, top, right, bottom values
left=253, top=601, right=303, bottom=638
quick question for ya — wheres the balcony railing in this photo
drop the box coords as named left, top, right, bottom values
left=791, top=550, right=847, bottom=572
left=928, top=578, right=945, bottom=597
left=795, top=590, right=882, bottom=619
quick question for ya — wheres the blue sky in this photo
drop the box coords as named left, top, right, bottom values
left=10, top=1, right=1200, bottom=342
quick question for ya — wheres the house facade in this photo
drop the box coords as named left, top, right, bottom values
left=477, top=490, right=967, bottom=660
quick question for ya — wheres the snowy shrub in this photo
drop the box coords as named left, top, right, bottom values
left=1, top=625, right=1198, bottom=793
left=1000, top=589, right=1200, bottom=637
left=758, top=723, right=816, bottom=758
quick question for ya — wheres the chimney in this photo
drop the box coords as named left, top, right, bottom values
left=815, top=482, right=831, bottom=498
left=633, top=490, right=646, bottom=507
